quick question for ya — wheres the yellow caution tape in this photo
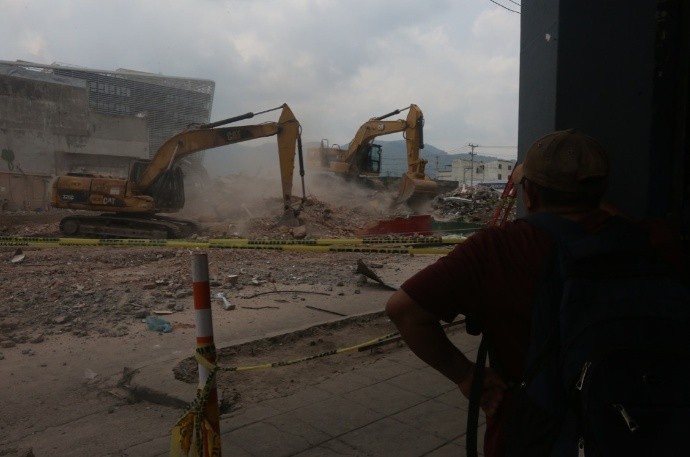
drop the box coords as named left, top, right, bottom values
left=190, top=332, right=399, bottom=374
left=0, top=236, right=462, bottom=253
left=0, top=236, right=59, bottom=243
left=170, top=365, right=221, bottom=457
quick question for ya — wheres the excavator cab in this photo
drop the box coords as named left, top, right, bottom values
left=129, top=160, right=186, bottom=212
left=357, top=143, right=382, bottom=176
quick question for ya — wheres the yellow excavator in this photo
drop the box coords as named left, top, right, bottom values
left=306, top=104, right=438, bottom=207
left=51, top=103, right=305, bottom=238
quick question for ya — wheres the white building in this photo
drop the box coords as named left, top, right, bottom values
left=437, top=158, right=516, bottom=186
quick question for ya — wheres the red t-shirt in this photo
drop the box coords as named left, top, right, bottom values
left=400, top=210, right=613, bottom=456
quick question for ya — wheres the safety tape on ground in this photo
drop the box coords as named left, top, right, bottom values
left=188, top=332, right=399, bottom=377
left=197, top=319, right=464, bottom=374
left=0, top=235, right=465, bottom=246
left=0, top=236, right=461, bottom=254
left=170, top=361, right=220, bottom=457
left=0, top=236, right=59, bottom=248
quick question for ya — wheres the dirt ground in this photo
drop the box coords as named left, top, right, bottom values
left=0, top=176, right=500, bottom=456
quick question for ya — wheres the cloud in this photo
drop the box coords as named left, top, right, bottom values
left=0, top=0, right=520, bottom=155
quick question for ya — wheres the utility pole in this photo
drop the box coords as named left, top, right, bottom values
left=468, top=143, right=478, bottom=186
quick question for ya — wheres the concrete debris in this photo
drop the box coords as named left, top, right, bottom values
left=215, top=292, right=236, bottom=311
left=429, top=185, right=512, bottom=224
left=10, top=248, right=25, bottom=263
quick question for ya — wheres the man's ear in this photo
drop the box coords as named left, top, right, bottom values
left=522, top=180, right=538, bottom=211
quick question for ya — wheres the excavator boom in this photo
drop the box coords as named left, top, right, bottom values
left=136, top=123, right=280, bottom=191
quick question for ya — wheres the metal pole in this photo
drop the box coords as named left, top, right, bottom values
left=468, top=143, right=478, bottom=187
left=192, top=253, right=221, bottom=457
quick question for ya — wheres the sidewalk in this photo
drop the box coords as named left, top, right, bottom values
left=145, top=321, right=487, bottom=457
left=224, top=328, right=485, bottom=457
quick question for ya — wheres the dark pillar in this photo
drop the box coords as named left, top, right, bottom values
left=518, top=0, right=689, bottom=226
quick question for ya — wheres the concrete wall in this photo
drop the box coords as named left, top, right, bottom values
left=0, top=73, right=149, bottom=178
left=0, top=171, right=51, bottom=211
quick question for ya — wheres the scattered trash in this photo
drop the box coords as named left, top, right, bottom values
left=145, top=315, right=173, bottom=333
left=215, top=292, right=236, bottom=310
left=10, top=248, right=25, bottom=264
left=152, top=310, right=173, bottom=315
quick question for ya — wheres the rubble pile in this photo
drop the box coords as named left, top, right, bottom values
left=429, top=184, right=514, bottom=225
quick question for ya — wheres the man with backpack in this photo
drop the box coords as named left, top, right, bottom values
left=385, top=129, right=689, bottom=456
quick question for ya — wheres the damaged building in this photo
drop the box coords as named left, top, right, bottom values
left=0, top=60, right=215, bottom=210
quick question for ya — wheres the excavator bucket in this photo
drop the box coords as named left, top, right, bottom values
left=394, top=174, right=439, bottom=208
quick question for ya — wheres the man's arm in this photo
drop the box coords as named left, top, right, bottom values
left=385, top=288, right=474, bottom=386
left=385, top=288, right=506, bottom=416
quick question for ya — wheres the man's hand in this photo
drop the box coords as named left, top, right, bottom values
left=458, top=364, right=507, bottom=418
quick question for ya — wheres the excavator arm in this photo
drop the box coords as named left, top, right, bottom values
left=136, top=103, right=303, bottom=209
left=329, top=104, right=423, bottom=176
left=392, top=104, right=438, bottom=207
left=136, top=123, right=279, bottom=191
left=276, top=103, right=302, bottom=208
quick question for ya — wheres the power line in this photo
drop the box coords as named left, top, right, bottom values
left=506, top=0, right=521, bottom=6
left=487, top=0, right=520, bottom=14
left=445, top=145, right=472, bottom=155
left=473, top=145, right=516, bottom=149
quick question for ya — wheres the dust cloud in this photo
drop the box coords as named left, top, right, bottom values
left=178, top=143, right=422, bottom=239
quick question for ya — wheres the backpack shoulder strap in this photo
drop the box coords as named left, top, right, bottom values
left=524, top=212, right=649, bottom=253
left=466, top=213, right=571, bottom=456
left=520, top=211, right=586, bottom=244
left=466, top=336, right=489, bottom=457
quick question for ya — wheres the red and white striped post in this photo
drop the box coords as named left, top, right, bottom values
left=192, top=253, right=221, bottom=456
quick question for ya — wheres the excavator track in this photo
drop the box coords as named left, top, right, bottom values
left=59, top=214, right=199, bottom=239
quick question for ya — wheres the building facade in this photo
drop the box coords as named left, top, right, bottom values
left=436, top=158, right=516, bottom=186
left=0, top=60, right=215, bottom=210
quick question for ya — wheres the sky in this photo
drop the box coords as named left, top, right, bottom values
left=0, top=0, right=521, bottom=160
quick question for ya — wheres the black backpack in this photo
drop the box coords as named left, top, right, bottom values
left=467, top=212, right=690, bottom=457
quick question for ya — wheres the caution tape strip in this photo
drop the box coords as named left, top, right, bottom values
left=214, top=332, right=401, bottom=373
left=195, top=319, right=464, bottom=374
left=0, top=235, right=466, bottom=245
left=0, top=236, right=460, bottom=254
left=170, top=363, right=220, bottom=457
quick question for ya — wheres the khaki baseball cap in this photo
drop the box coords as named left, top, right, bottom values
left=512, top=129, right=609, bottom=193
